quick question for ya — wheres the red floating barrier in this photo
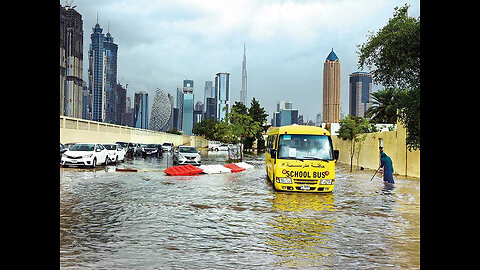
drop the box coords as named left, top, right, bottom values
left=223, top=163, right=246, bottom=173
left=165, top=165, right=203, bottom=176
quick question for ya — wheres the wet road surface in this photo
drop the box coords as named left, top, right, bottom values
left=60, top=150, right=420, bottom=269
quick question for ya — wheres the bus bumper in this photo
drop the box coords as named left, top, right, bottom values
left=274, top=182, right=334, bottom=192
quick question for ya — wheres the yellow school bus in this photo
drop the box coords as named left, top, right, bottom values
left=265, top=125, right=339, bottom=192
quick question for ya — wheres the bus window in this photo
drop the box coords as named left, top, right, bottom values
left=277, top=134, right=333, bottom=160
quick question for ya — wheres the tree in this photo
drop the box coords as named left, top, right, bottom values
left=364, top=88, right=401, bottom=123
left=337, top=116, right=375, bottom=172
left=192, top=117, right=220, bottom=140
left=357, top=4, right=420, bottom=150
left=248, top=97, right=268, bottom=149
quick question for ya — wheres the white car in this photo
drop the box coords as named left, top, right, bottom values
left=172, top=146, right=202, bottom=166
left=208, top=141, right=221, bottom=150
left=162, top=142, right=174, bottom=152
left=103, top=143, right=126, bottom=164
left=61, top=143, right=108, bottom=168
left=212, top=143, right=230, bottom=151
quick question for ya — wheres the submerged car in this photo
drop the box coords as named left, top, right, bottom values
left=142, top=144, right=162, bottom=157
left=103, top=143, right=126, bottom=164
left=212, top=143, right=230, bottom=151
left=162, top=142, right=174, bottom=152
left=60, top=143, right=68, bottom=163
left=61, top=143, right=108, bottom=168
left=172, top=146, right=201, bottom=166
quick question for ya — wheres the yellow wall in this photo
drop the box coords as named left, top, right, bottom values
left=331, top=120, right=420, bottom=178
left=60, top=116, right=208, bottom=148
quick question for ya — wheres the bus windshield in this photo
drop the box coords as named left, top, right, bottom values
left=277, top=134, right=333, bottom=160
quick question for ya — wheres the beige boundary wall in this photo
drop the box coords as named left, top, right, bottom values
left=331, top=120, right=420, bottom=178
left=60, top=116, right=208, bottom=148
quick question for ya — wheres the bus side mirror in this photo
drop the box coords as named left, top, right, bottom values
left=270, top=149, right=276, bottom=156
left=333, top=150, right=339, bottom=161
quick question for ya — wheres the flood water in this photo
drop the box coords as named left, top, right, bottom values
left=60, top=150, right=420, bottom=269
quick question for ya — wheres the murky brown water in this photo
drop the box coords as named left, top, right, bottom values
left=60, top=151, right=420, bottom=269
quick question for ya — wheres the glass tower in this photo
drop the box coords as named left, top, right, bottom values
left=88, top=21, right=118, bottom=123
left=182, top=80, right=194, bottom=135
left=349, top=72, right=372, bottom=117
left=134, top=92, right=149, bottom=129
left=103, top=31, right=118, bottom=124
left=215, top=72, right=230, bottom=121
left=89, top=22, right=105, bottom=122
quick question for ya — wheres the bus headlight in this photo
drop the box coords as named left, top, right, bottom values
left=320, top=179, right=333, bottom=185
left=276, top=177, right=292, bottom=184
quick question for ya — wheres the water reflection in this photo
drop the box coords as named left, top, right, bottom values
left=267, top=192, right=335, bottom=268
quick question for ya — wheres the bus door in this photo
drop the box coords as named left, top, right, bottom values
left=268, top=134, right=278, bottom=181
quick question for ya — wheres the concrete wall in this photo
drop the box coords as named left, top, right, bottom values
left=331, top=119, right=420, bottom=178
left=60, top=116, right=208, bottom=148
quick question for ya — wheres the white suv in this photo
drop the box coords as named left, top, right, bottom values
left=61, top=143, right=108, bottom=168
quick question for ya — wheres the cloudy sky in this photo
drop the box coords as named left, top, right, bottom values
left=66, top=0, right=420, bottom=122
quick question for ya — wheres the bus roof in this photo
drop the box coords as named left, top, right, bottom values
left=267, top=124, right=331, bottom=136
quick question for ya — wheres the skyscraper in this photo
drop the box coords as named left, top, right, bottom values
left=215, top=72, right=230, bottom=121
left=60, top=4, right=83, bottom=118
left=349, top=72, right=373, bottom=117
left=322, top=48, right=341, bottom=123
left=241, top=44, right=248, bottom=105
left=88, top=20, right=118, bottom=123
left=182, top=80, right=194, bottom=135
left=88, top=21, right=105, bottom=122
left=205, top=97, right=216, bottom=119
left=103, top=27, right=118, bottom=124
left=204, top=81, right=213, bottom=113
left=116, top=83, right=126, bottom=125
left=134, top=91, right=149, bottom=129
left=149, top=89, right=172, bottom=131
left=272, top=101, right=298, bottom=127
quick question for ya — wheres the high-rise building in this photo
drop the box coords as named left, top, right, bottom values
left=103, top=28, right=118, bottom=124
left=88, top=21, right=105, bottom=122
left=163, top=93, right=175, bottom=132
left=149, top=89, right=172, bottom=131
left=193, top=110, right=203, bottom=128
left=194, top=101, right=203, bottom=128
left=272, top=101, right=299, bottom=127
left=116, top=83, right=126, bottom=125
left=204, top=81, right=213, bottom=113
left=81, top=81, right=91, bottom=120
left=88, top=20, right=118, bottom=123
left=277, top=101, right=292, bottom=111
left=60, top=4, right=83, bottom=118
left=134, top=91, right=149, bottom=129
left=182, top=80, right=194, bottom=135
left=322, top=48, right=341, bottom=123
left=215, top=72, right=230, bottom=121
left=124, top=97, right=134, bottom=127
left=280, top=109, right=298, bottom=126
left=176, top=87, right=183, bottom=130
left=349, top=72, right=373, bottom=118
left=182, top=93, right=194, bottom=135
left=315, top=113, right=322, bottom=126
left=172, top=108, right=180, bottom=131
left=205, top=97, right=216, bottom=119
left=241, top=44, right=248, bottom=105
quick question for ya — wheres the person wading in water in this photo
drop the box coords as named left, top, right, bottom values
left=378, top=147, right=395, bottom=184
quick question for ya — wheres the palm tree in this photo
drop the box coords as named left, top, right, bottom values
left=365, top=88, right=400, bottom=123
